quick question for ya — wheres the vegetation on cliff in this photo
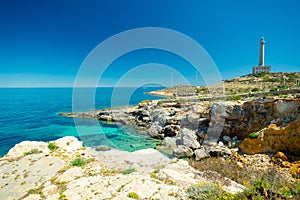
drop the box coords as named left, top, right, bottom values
left=147, top=72, right=300, bottom=100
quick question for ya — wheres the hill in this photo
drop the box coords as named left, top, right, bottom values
left=146, top=72, right=300, bottom=100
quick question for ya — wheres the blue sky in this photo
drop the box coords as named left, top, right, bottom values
left=0, top=0, right=299, bottom=87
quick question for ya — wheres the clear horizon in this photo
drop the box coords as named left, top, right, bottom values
left=0, top=0, right=299, bottom=87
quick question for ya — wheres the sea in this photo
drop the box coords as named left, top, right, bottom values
left=0, top=87, right=164, bottom=156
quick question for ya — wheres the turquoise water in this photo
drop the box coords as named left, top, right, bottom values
left=0, top=87, right=163, bottom=156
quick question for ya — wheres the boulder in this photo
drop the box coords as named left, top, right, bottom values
left=273, top=151, right=288, bottom=161
left=173, top=145, right=193, bottom=158
left=179, top=113, right=199, bottom=130
left=223, top=136, right=231, bottom=142
left=207, top=102, right=228, bottom=139
left=206, top=146, right=232, bottom=157
left=161, top=137, right=179, bottom=149
left=148, top=122, right=163, bottom=138
left=180, top=128, right=200, bottom=149
left=150, top=109, right=169, bottom=127
left=161, top=125, right=180, bottom=137
left=194, top=149, right=209, bottom=161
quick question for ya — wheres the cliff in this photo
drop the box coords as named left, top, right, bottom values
left=61, top=97, right=300, bottom=158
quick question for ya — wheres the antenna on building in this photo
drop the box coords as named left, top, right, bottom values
left=195, top=71, right=198, bottom=86
left=170, top=72, right=173, bottom=87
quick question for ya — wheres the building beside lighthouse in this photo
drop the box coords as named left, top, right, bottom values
left=252, top=37, right=271, bottom=74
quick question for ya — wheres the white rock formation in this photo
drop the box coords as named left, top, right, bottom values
left=0, top=136, right=245, bottom=200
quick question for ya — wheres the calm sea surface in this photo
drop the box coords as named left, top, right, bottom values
left=0, top=87, right=163, bottom=156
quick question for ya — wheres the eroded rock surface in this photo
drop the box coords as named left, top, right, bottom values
left=61, top=97, right=300, bottom=158
left=0, top=136, right=246, bottom=200
left=239, top=120, right=300, bottom=156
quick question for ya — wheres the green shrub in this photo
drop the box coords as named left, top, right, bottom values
left=48, top=142, right=59, bottom=151
left=290, top=181, right=300, bottom=197
left=254, top=72, right=266, bottom=78
left=254, top=179, right=270, bottom=190
left=286, top=73, right=298, bottom=79
left=122, top=167, right=137, bottom=175
left=190, top=157, right=297, bottom=199
left=23, top=148, right=40, bottom=156
left=28, top=188, right=41, bottom=195
left=195, top=87, right=208, bottom=93
left=187, top=183, right=222, bottom=200
left=251, top=88, right=259, bottom=92
left=226, top=95, right=241, bottom=101
left=265, top=78, right=278, bottom=82
left=157, top=100, right=163, bottom=106
left=179, top=98, right=188, bottom=104
left=248, top=132, right=259, bottom=139
left=127, top=192, right=139, bottom=199
left=71, top=158, right=86, bottom=167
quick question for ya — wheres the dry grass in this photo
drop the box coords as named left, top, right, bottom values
left=189, top=157, right=299, bottom=199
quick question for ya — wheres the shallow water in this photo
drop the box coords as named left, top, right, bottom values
left=0, top=87, right=163, bottom=156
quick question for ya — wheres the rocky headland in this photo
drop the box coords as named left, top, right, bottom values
left=61, top=97, right=300, bottom=158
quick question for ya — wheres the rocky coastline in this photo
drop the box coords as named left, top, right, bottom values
left=0, top=136, right=246, bottom=199
left=59, top=96, right=300, bottom=199
left=1, top=96, right=299, bottom=199
left=61, top=97, right=300, bottom=159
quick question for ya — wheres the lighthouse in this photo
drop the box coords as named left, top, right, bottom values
left=252, top=37, right=271, bottom=74
left=259, top=37, right=265, bottom=66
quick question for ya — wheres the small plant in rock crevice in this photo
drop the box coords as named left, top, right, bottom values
left=127, top=192, right=139, bottom=199
left=122, top=167, right=137, bottom=175
left=248, top=132, right=259, bottom=139
left=71, top=157, right=86, bottom=167
left=48, top=142, right=59, bottom=151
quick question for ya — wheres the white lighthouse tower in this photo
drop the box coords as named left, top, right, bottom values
left=259, top=37, right=265, bottom=66
left=252, top=37, right=271, bottom=74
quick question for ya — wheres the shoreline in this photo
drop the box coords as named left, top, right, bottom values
left=60, top=96, right=300, bottom=156
left=1, top=93, right=300, bottom=199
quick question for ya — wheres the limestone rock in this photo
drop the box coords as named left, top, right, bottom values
left=218, top=98, right=300, bottom=139
left=181, top=128, right=200, bottom=149
left=179, top=113, right=199, bottom=130
left=161, top=124, right=180, bottom=137
left=223, top=136, right=231, bottom=142
left=54, top=136, right=82, bottom=152
left=148, top=122, right=163, bottom=138
left=57, top=167, right=84, bottom=182
left=273, top=151, right=288, bottom=161
left=23, top=194, right=42, bottom=200
left=7, top=141, right=50, bottom=159
left=42, top=183, right=59, bottom=199
left=239, top=121, right=300, bottom=156
left=161, top=137, right=179, bottom=149
left=173, top=145, right=193, bottom=158
left=194, top=149, right=209, bottom=161
left=150, top=108, right=169, bottom=126
left=0, top=136, right=248, bottom=200
left=275, top=100, right=298, bottom=117
left=207, top=102, right=228, bottom=138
